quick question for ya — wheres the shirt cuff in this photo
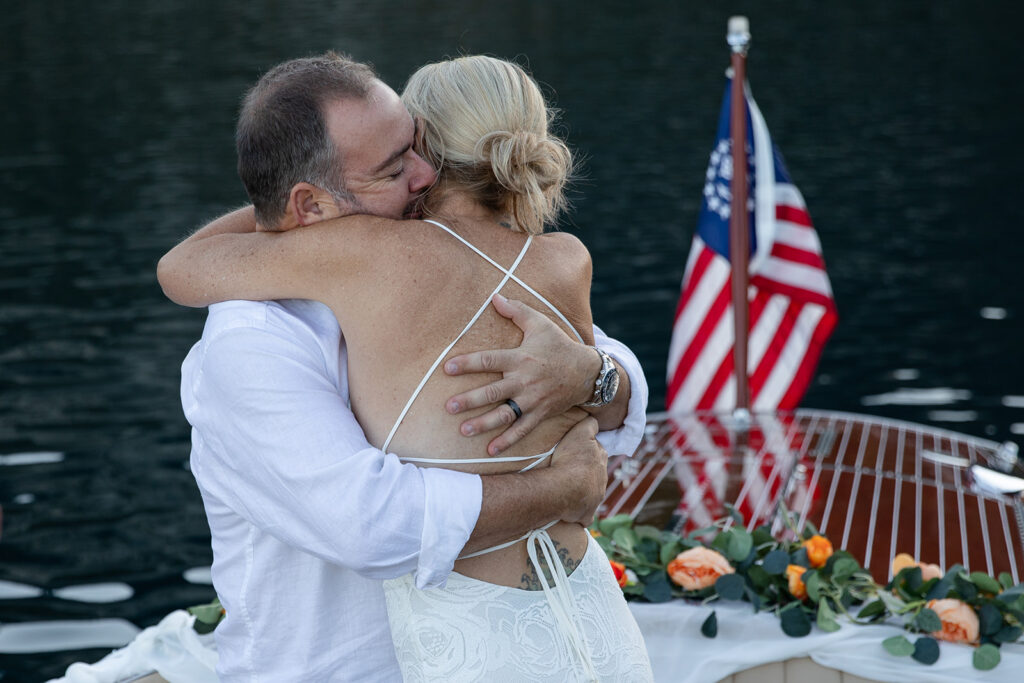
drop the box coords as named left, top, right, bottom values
left=414, top=467, right=483, bottom=589
left=595, top=344, right=649, bottom=457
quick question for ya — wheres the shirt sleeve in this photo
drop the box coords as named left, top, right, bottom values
left=592, top=324, right=649, bottom=456
left=185, top=323, right=481, bottom=588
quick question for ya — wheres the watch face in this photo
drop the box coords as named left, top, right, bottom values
left=601, top=368, right=620, bottom=403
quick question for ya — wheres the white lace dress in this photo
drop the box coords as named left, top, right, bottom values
left=383, top=535, right=653, bottom=682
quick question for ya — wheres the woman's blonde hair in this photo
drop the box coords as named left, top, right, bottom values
left=402, top=56, right=573, bottom=235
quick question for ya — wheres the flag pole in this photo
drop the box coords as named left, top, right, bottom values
left=727, top=16, right=752, bottom=421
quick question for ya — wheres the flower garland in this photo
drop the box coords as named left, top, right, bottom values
left=590, top=509, right=1023, bottom=672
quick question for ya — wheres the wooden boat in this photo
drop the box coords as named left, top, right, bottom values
left=601, top=410, right=1024, bottom=585
left=602, top=409, right=1024, bottom=682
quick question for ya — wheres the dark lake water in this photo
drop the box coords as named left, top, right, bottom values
left=2, top=1, right=1023, bottom=679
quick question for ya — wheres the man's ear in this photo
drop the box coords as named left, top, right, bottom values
left=285, top=183, right=342, bottom=229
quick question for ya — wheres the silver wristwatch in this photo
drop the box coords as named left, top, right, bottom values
left=580, top=346, right=620, bottom=407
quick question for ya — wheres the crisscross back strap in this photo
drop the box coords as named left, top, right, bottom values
left=422, top=220, right=584, bottom=344
left=381, top=223, right=533, bottom=453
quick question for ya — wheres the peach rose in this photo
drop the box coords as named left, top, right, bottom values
left=667, top=547, right=735, bottom=590
left=927, top=598, right=979, bottom=644
left=891, top=553, right=943, bottom=581
left=610, top=560, right=628, bottom=588
left=786, top=564, right=808, bottom=599
left=803, top=535, right=834, bottom=568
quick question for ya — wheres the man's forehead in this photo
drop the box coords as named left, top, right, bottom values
left=324, top=88, right=413, bottom=174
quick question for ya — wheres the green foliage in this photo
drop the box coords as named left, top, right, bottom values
left=590, top=511, right=1024, bottom=674
left=701, top=610, right=718, bottom=638
left=912, top=636, right=940, bottom=665
left=882, top=635, right=915, bottom=656
left=187, top=597, right=225, bottom=635
left=974, top=643, right=1001, bottom=671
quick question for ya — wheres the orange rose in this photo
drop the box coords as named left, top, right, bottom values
left=802, top=535, right=834, bottom=568
left=927, top=599, right=979, bottom=644
left=891, top=553, right=943, bottom=581
left=610, top=560, right=628, bottom=588
left=786, top=564, right=808, bottom=599
left=667, top=547, right=735, bottom=590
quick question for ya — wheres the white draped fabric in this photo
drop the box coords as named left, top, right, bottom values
left=51, top=600, right=1024, bottom=682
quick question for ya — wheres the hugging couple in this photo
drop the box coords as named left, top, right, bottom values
left=159, top=51, right=654, bottom=681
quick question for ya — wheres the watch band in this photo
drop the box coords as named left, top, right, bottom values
left=581, top=346, right=615, bottom=407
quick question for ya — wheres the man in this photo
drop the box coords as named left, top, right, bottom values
left=163, top=52, right=647, bottom=681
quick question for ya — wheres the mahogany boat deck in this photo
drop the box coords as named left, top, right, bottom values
left=601, top=410, right=1024, bottom=583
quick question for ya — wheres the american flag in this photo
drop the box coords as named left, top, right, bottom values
left=665, top=79, right=837, bottom=413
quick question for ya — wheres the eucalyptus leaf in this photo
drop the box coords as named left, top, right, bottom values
left=805, top=571, right=822, bottom=603
left=857, top=600, right=886, bottom=620
left=725, top=528, right=753, bottom=562
left=642, top=571, right=673, bottom=603
left=594, top=534, right=614, bottom=555
left=637, top=538, right=660, bottom=564
left=913, top=607, right=942, bottom=633
left=597, top=514, right=633, bottom=537
left=970, top=571, right=1003, bottom=595
left=998, top=572, right=1014, bottom=590
left=762, top=549, right=790, bottom=576
left=978, top=603, right=1004, bottom=637
left=723, top=503, right=745, bottom=526
left=953, top=573, right=978, bottom=601
left=779, top=604, right=812, bottom=637
left=993, top=624, right=1022, bottom=645
left=660, top=540, right=683, bottom=566
left=715, top=573, right=745, bottom=601
left=924, top=573, right=954, bottom=601
left=634, top=525, right=662, bottom=540
left=744, top=584, right=762, bottom=612
left=747, top=565, right=770, bottom=590
left=751, top=525, right=774, bottom=547
left=791, top=546, right=810, bottom=569
left=882, top=635, right=914, bottom=657
left=973, top=643, right=1001, bottom=671
left=701, top=610, right=718, bottom=638
left=612, top=527, right=638, bottom=555
left=831, top=558, right=859, bottom=581
left=816, top=599, right=840, bottom=632
left=912, top=636, right=940, bottom=665
left=897, top=566, right=923, bottom=593
left=877, top=589, right=907, bottom=615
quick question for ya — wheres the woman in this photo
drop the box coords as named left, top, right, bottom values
left=160, top=56, right=652, bottom=682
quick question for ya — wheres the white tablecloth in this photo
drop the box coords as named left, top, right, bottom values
left=628, top=600, right=1023, bottom=683
left=51, top=601, right=1024, bottom=682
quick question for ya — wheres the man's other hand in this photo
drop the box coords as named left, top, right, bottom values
left=443, top=294, right=596, bottom=455
left=548, top=417, right=607, bottom=525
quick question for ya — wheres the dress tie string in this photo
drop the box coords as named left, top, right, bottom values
left=525, top=528, right=599, bottom=682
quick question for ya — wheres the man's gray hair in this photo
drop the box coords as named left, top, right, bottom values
left=236, top=52, right=377, bottom=226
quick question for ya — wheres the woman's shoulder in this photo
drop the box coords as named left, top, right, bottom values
left=533, top=230, right=592, bottom=276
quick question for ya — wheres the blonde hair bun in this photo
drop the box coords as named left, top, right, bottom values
left=402, top=56, right=574, bottom=234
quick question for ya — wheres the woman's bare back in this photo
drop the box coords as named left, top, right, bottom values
left=323, top=216, right=596, bottom=588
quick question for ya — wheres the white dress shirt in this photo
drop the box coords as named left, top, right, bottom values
left=181, top=298, right=648, bottom=682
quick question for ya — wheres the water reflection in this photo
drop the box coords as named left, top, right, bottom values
left=1, top=0, right=1022, bottom=678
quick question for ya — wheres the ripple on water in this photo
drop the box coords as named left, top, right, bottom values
left=0, top=619, right=140, bottom=654
left=53, top=582, right=135, bottom=603
left=860, top=388, right=972, bottom=407
left=0, top=451, right=65, bottom=465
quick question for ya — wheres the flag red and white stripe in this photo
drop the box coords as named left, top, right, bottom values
left=666, top=82, right=837, bottom=414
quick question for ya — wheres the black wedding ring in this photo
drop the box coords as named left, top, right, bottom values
left=505, top=399, right=522, bottom=420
